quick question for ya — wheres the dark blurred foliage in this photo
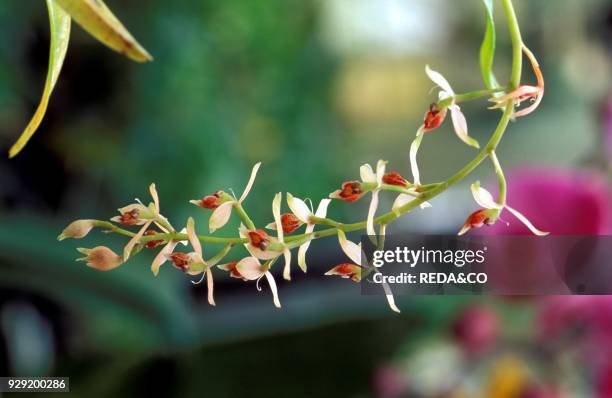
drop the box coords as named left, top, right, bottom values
left=0, top=0, right=611, bottom=396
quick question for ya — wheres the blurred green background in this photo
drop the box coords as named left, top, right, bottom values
left=0, top=0, right=611, bottom=396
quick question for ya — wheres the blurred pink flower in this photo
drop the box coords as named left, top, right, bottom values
left=601, top=95, right=612, bottom=160
left=482, top=168, right=611, bottom=235
left=596, top=363, right=612, bottom=398
left=451, top=306, right=499, bottom=354
left=372, top=364, right=408, bottom=398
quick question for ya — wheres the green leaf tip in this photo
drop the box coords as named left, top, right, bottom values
left=54, top=0, right=153, bottom=62
left=8, top=0, right=71, bottom=158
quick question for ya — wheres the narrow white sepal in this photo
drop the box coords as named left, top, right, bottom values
left=239, top=162, right=262, bottom=203
left=504, top=205, right=550, bottom=236
left=149, top=183, right=160, bottom=213
left=380, top=279, right=401, bottom=313
left=337, top=230, right=361, bottom=265
left=265, top=271, right=281, bottom=308
left=282, top=249, right=292, bottom=281
left=425, top=65, right=454, bottom=96
left=410, top=134, right=424, bottom=186
left=367, top=190, right=379, bottom=237
left=375, top=159, right=386, bottom=185
left=449, top=105, right=479, bottom=148
left=206, top=268, right=215, bottom=306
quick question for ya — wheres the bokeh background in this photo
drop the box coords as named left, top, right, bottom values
left=0, top=0, right=611, bottom=396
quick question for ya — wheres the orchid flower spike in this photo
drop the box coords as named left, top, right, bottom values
left=325, top=230, right=400, bottom=313
left=286, top=194, right=331, bottom=272
left=488, top=44, right=544, bottom=118
left=218, top=257, right=281, bottom=308
left=458, top=181, right=549, bottom=236
left=190, top=163, right=261, bottom=233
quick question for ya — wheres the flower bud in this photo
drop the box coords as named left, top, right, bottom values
left=114, top=208, right=141, bottom=225
left=248, top=229, right=270, bottom=250
left=330, top=181, right=364, bottom=202
left=58, top=219, right=96, bottom=241
left=168, top=252, right=191, bottom=272
left=218, top=261, right=244, bottom=279
left=422, top=103, right=447, bottom=132
left=458, top=209, right=498, bottom=235
left=325, top=263, right=362, bottom=282
left=191, top=191, right=228, bottom=209
left=77, top=246, right=123, bottom=271
left=382, top=172, right=410, bottom=187
left=143, top=229, right=164, bottom=249
left=266, top=213, right=303, bottom=234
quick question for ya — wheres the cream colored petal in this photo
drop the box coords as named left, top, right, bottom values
left=123, top=221, right=151, bottom=261
left=504, top=205, right=549, bottom=236
left=297, top=239, right=313, bottom=273
left=471, top=182, right=502, bottom=209
left=209, top=201, right=234, bottom=233
left=239, top=162, right=262, bottom=203
left=425, top=65, right=454, bottom=96
left=264, top=271, right=281, bottom=308
left=297, top=221, right=316, bottom=272
left=409, top=134, right=424, bottom=186
left=287, top=193, right=312, bottom=224
left=247, top=245, right=283, bottom=260
left=149, top=183, right=160, bottom=213
left=449, top=105, right=480, bottom=148
left=186, top=217, right=203, bottom=257
left=513, top=93, right=543, bottom=118
left=392, top=193, right=414, bottom=216
left=265, top=222, right=278, bottom=230
left=151, top=241, right=177, bottom=276
left=337, top=230, right=361, bottom=265
left=360, top=163, right=376, bottom=184
left=236, top=257, right=264, bottom=280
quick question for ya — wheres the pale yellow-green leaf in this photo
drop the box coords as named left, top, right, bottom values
left=54, top=0, right=152, bottom=63
left=8, top=0, right=71, bottom=158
